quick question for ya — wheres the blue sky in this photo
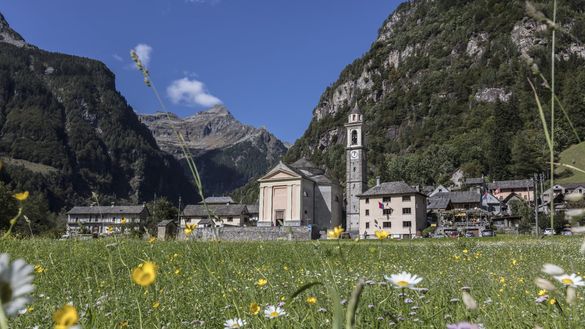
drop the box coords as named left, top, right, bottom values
left=2, top=0, right=401, bottom=143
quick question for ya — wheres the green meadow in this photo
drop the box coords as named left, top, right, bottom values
left=2, top=236, right=585, bottom=328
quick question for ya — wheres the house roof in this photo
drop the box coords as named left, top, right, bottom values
left=67, top=205, right=147, bottom=215
left=359, top=181, right=419, bottom=197
left=182, top=204, right=248, bottom=217
left=246, top=204, right=259, bottom=214
left=427, top=197, right=451, bottom=210
left=464, top=177, right=485, bottom=185
left=488, top=179, right=533, bottom=190
left=435, top=191, right=481, bottom=204
left=421, top=185, right=435, bottom=195
left=562, top=183, right=585, bottom=190
left=201, top=196, right=234, bottom=204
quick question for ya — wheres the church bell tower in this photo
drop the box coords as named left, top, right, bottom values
left=345, top=103, right=367, bottom=233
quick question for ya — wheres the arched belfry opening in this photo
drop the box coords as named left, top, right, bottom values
left=351, top=130, right=358, bottom=145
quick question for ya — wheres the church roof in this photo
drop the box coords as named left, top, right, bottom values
left=350, top=103, right=361, bottom=115
left=290, top=158, right=318, bottom=169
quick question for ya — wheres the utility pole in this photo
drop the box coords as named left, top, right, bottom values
left=534, top=173, right=539, bottom=235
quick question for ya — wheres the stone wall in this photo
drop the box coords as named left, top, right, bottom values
left=178, top=226, right=314, bottom=241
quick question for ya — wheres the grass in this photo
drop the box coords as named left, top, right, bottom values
left=1, top=236, right=584, bottom=328
left=555, top=141, right=585, bottom=184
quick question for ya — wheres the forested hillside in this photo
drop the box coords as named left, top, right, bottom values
left=285, top=0, right=585, bottom=187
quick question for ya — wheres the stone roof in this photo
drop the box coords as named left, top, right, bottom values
left=434, top=191, right=481, bottom=204
left=182, top=204, right=248, bottom=217
left=67, top=205, right=147, bottom=215
left=289, top=158, right=319, bottom=170
left=488, top=179, right=533, bottom=190
left=201, top=196, right=234, bottom=204
left=350, top=103, right=362, bottom=115
left=359, top=181, right=419, bottom=197
left=427, top=197, right=451, bottom=210
left=246, top=204, right=259, bottom=214
left=562, top=183, right=585, bottom=190
left=464, top=177, right=485, bottom=185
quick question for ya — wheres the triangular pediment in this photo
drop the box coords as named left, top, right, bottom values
left=258, top=162, right=302, bottom=182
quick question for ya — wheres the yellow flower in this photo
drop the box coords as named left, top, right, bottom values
left=256, top=278, right=268, bottom=287
left=121, top=217, right=127, bottom=225
left=118, top=320, right=129, bottom=328
left=306, top=296, right=317, bottom=305
left=512, top=259, right=518, bottom=266
left=538, top=289, right=547, bottom=296
left=148, top=236, right=157, bottom=244
left=327, top=226, right=344, bottom=239
left=34, top=265, right=46, bottom=273
left=549, top=298, right=556, bottom=305
left=174, top=268, right=181, bottom=275
left=374, top=230, right=389, bottom=240
left=152, top=301, right=160, bottom=309
left=13, top=191, right=29, bottom=201
left=463, top=249, right=468, bottom=254
left=53, top=304, right=79, bottom=329
left=132, top=261, right=157, bottom=287
left=184, top=224, right=196, bottom=236
left=249, top=302, right=260, bottom=315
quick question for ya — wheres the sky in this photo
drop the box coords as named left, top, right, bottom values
left=2, top=0, right=401, bottom=143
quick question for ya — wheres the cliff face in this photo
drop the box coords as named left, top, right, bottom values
left=285, top=0, right=585, bottom=186
left=139, top=106, right=288, bottom=196
left=0, top=13, right=197, bottom=209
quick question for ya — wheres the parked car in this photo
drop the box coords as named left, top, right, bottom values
left=561, top=229, right=573, bottom=236
left=464, top=231, right=475, bottom=238
left=481, top=230, right=495, bottom=237
left=543, top=228, right=555, bottom=236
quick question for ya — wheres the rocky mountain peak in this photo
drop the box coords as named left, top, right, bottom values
left=0, top=12, right=28, bottom=48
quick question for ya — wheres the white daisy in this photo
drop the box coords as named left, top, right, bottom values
left=554, top=273, right=585, bottom=288
left=0, top=253, right=35, bottom=317
left=264, top=305, right=286, bottom=319
left=224, top=318, right=246, bottom=328
left=384, top=272, right=423, bottom=289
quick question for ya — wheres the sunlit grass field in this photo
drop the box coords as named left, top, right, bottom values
left=2, top=236, right=584, bottom=328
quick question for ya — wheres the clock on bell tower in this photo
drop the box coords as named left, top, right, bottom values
left=345, top=103, right=367, bottom=233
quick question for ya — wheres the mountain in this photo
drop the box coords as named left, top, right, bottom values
left=285, top=0, right=585, bottom=187
left=139, top=106, right=288, bottom=196
left=0, top=12, right=197, bottom=210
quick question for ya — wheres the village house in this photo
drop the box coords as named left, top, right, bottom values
left=488, top=179, right=534, bottom=203
left=358, top=179, right=427, bottom=239
left=542, top=183, right=585, bottom=203
left=257, top=159, right=342, bottom=231
left=66, top=205, right=149, bottom=235
left=180, top=204, right=250, bottom=228
left=200, top=196, right=235, bottom=205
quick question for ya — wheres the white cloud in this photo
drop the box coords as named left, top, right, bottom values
left=132, top=44, right=153, bottom=67
left=167, top=78, right=222, bottom=107
left=113, top=54, right=123, bottom=62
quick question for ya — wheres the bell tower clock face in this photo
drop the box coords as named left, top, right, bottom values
left=350, top=150, right=359, bottom=159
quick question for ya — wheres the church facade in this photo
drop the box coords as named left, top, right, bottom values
left=257, top=159, right=342, bottom=231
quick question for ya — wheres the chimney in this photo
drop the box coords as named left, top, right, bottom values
left=376, top=176, right=380, bottom=186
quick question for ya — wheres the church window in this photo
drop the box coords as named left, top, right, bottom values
left=353, top=167, right=356, bottom=172
left=365, top=222, right=370, bottom=229
left=351, top=130, right=358, bottom=145
left=365, top=198, right=369, bottom=204
left=365, top=209, right=369, bottom=216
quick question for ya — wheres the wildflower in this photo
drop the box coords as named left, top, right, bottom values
left=447, top=322, right=481, bottom=329
left=535, top=277, right=556, bottom=291
left=34, top=265, right=46, bottom=273
left=554, top=273, right=585, bottom=288
left=535, top=294, right=549, bottom=304
left=374, top=230, right=389, bottom=240
left=0, top=253, right=34, bottom=317
left=264, top=305, right=286, bottom=319
left=385, top=272, right=423, bottom=289
left=462, top=249, right=468, bottom=254
left=317, top=307, right=327, bottom=313
left=327, top=226, right=344, bottom=239
left=13, top=191, right=29, bottom=201
left=462, top=291, right=478, bottom=310
left=224, top=318, right=246, bottom=328
left=256, top=278, right=267, bottom=287
left=306, top=296, right=317, bottom=305
left=538, top=289, right=547, bottom=296
left=53, top=304, right=79, bottom=329
left=152, top=301, right=160, bottom=309
left=542, top=264, right=565, bottom=276
left=549, top=298, right=556, bottom=305
left=249, top=302, right=260, bottom=315
left=147, top=237, right=157, bottom=244
left=121, top=217, right=127, bottom=225
left=512, top=259, right=518, bottom=266
left=131, top=261, right=157, bottom=287
left=106, top=226, right=113, bottom=234
left=184, top=224, right=196, bottom=236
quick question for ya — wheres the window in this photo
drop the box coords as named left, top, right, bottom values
left=383, top=209, right=392, bottom=215
left=402, top=208, right=412, bottom=215
left=382, top=197, right=391, bottom=202
left=403, top=221, right=412, bottom=228
left=365, top=198, right=369, bottom=204
left=365, top=209, right=370, bottom=216
left=365, top=222, right=370, bottom=229
left=402, top=196, right=411, bottom=202
left=351, top=130, right=358, bottom=145
left=227, top=217, right=233, bottom=222
left=383, top=222, right=391, bottom=228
